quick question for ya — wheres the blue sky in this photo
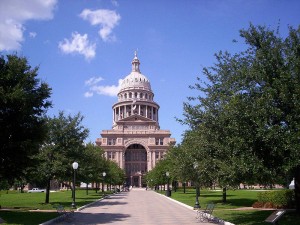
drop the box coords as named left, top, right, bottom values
left=1, top=0, right=300, bottom=144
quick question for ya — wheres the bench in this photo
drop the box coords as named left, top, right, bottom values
left=196, top=203, right=215, bottom=222
left=54, top=204, right=74, bottom=222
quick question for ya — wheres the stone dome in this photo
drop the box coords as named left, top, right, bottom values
left=120, top=71, right=151, bottom=92
left=119, top=52, right=152, bottom=92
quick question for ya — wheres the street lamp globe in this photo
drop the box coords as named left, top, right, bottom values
left=72, top=162, right=78, bottom=170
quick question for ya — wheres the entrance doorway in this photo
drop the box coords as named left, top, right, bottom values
left=125, top=144, right=147, bottom=187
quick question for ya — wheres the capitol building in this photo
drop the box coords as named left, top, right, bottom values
left=96, top=53, right=175, bottom=187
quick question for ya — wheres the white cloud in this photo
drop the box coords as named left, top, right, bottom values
left=84, top=91, right=94, bottom=98
left=84, top=77, right=122, bottom=97
left=29, top=32, right=37, bottom=38
left=85, top=76, right=104, bottom=86
left=111, top=0, right=119, bottom=7
left=58, top=32, right=96, bottom=60
left=79, top=9, right=121, bottom=42
left=0, top=0, right=57, bottom=51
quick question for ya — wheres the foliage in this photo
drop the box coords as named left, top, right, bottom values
left=0, top=180, right=10, bottom=191
left=0, top=54, right=52, bottom=182
left=146, top=157, right=172, bottom=188
left=106, top=160, right=126, bottom=186
left=31, top=111, right=89, bottom=203
left=78, top=142, right=107, bottom=193
left=257, top=190, right=294, bottom=208
left=179, top=24, right=300, bottom=211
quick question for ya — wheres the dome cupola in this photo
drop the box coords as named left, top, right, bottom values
left=119, top=52, right=152, bottom=92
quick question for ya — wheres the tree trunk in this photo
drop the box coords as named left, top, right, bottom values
left=183, top=182, right=186, bottom=194
left=45, top=178, right=51, bottom=204
left=295, top=166, right=300, bottom=215
left=222, top=187, right=227, bottom=203
left=86, top=183, right=89, bottom=195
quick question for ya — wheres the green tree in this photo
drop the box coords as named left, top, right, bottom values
left=33, top=111, right=89, bottom=203
left=79, top=143, right=106, bottom=195
left=0, top=54, right=52, bottom=183
left=104, top=160, right=125, bottom=191
left=182, top=24, right=300, bottom=212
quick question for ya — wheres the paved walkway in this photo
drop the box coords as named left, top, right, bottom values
left=54, top=188, right=214, bottom=225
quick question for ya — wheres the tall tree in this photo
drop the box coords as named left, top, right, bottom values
left=182, top=24, right=300, bottom=212
left=33, top=111, right=89, bottom=203
left=79, top=143, right=106, bottom=195
left=0, top=54, right=52, bottom=182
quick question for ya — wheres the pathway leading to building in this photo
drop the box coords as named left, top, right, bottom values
left=55, top=188, right=213, bottom=225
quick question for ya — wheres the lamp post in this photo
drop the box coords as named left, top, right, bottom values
left=165, top=171, right=171, bottom=197
left=102, top=172, right=106, bottom=193
left=193, top=162, right=200, bottom=209
left=71, top=162, right=78, bottom=209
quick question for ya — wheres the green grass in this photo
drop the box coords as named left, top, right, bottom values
left=0, top=189, right=106, bottom=225
left=167, top=188, right=300, bottom=225
left=0, top=211, right=57, bottom=225
left=169, top=188, right=258, bottom=209
left=0, top=189, right=104, bottom=210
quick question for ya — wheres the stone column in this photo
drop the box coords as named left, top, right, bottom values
left=139, top=175, right=142, bottom=187
left=146, top=105, right=148, bottom=118
left=151, top=107, right=154, bottom=120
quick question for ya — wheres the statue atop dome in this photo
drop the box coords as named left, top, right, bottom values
left=132, top=51, right=140, bottom=72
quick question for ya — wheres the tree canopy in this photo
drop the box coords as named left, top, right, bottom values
left=180, top=24, right=300, bottom=212
left=0, top=54, right=52, bottom=182
left=32, top=111, right=89, bottom=203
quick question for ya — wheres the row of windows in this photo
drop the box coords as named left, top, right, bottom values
left=107, top=151, right=164, bottom=160
left=125, top=163, right=147, bottom=174
left=119, top=92, right=153, bottom=101
left=107, top=138, right=164, bottom=145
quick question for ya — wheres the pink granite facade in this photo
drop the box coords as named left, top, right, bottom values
left=96, top=53, right=175, bottom=187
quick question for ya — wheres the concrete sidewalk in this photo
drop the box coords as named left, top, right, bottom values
left=47, top=188, right=216, bottom=225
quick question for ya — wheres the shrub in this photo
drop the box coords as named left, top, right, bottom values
left=257, top=190, right=294, bottom=208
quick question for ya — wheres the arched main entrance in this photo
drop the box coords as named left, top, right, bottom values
left=125, top=144, right=147, bottom=187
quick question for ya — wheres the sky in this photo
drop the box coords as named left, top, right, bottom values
left=1, top=0, right=300, bottom=144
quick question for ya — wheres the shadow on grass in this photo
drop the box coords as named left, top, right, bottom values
left=0, top=211, right=57, bottom=225
left=214, top=198, right=257, bottom=208
left=214, top=210, right=272, bottom=225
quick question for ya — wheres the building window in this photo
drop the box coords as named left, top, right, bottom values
left=155, top=138, right=163, bottom=145
left=108, top=138, right=116, bottom=145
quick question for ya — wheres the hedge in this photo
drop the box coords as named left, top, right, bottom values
left=257, top=190, right=294, bottom=208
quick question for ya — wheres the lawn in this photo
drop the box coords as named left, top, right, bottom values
left=0, top=189, right=106, bottom=225
left=166, top=188, right=300, bottom=225
left=1, top=188, right=299, bottom=225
